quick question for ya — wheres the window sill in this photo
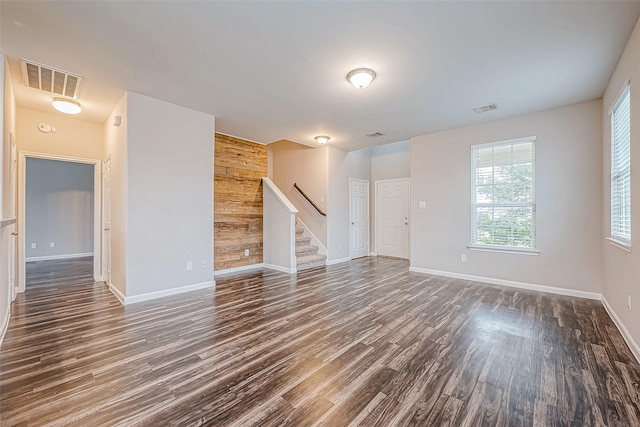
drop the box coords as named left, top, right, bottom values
left=606, top=237, right=631, bottom=253
left=467, top=244, right=539, bottom=256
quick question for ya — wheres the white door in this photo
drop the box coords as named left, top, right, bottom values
left=102, top=158, right=111, bottom=284
left=376, top=179, right=410, bottom=259
left=350, top=178, right=369, bottom=259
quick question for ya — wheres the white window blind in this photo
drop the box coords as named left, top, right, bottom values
left=611, top=84, right=631, bottom=243
left=471, top=137, right=536, bottom=250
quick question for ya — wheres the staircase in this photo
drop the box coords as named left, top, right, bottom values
left=295, top=224, right=326, bottom=271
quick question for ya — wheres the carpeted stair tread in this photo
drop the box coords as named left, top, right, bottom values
left=296, top=244, right=319, bottom=257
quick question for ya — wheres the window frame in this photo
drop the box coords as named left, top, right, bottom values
left=609, top=83, right=631, bottom=249
left=469, top=136, right=537, bottom=254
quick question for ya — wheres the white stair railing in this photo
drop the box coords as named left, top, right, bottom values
left=262, top=177, right=298, bottom=273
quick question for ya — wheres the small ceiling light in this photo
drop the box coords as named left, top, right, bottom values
left=315, top=135, right=330, bottom=144
left=52, top=97, right=81, bottom=115
left=347, top=68, right=376, bottom=89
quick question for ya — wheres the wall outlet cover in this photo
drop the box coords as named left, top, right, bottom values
left=186, top=261, right=194, bottom=271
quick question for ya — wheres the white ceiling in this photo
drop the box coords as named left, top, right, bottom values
left=1, top=1, right=639, bottom=151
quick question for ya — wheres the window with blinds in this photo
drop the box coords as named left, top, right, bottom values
left=471, top=137, right=536, bottom=251
left=611, top=84, right=631, bottom=244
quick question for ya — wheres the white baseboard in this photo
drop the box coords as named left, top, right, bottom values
left=107, top=280, right=216, bottom=305
left=326, top=257, right=351, bottom=266
left=408, top=266, right=602, bottom=300
left=0, top=304, right=11, bottom=349
left=26, top=252, right=93, bottom=262
left=601, top=296, right=640, bottom=364
left=215, top=263, right=264, bottom=276
left=264, top=263, right=296, bottom=274
left=107, top=281, right=126, bottom=305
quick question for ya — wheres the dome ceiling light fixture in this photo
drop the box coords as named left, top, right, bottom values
left=315, top=135, right=330, bottom=144
left=347, top=68, right=376, bottom=89
left=52, top=97, right=82, bottom=115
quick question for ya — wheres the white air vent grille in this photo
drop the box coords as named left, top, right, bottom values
left=366, top=132, right=385, bottom=138
left=473, top=104, right=498, bottom=114
left=20, top=59, right=82, bottom=98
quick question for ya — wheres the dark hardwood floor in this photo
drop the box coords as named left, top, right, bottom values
left=1, top=257, right=639, bottom=426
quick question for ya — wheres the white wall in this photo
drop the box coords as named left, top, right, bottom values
left=262, top=178, right=297, bottom=272
left=125, top=92, right=214, bottom=297
left=327, top=146, right=371, bottom=261
left=269, top=140, right=329, bottom=247
left=0, top=55, right=5, bottom=218
left=371, top=140, right=411, bottom=182
left=602, top=18, right=640, bottom=354
left=410, top=100, right=603, bottom=295
left=370, top=140, right=410, bottom=253
left=16, top=108, right=104, bottom=160
left=25, top=158, right=94, bottom=260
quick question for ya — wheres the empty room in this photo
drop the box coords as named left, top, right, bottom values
left=0, top=1, right=639, bottom=426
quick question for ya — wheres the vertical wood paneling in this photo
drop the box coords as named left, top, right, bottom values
left=214, top=133, right=267, bottom=270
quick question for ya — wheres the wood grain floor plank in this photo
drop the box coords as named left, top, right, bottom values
left=1, top=256, right=639, bottom=426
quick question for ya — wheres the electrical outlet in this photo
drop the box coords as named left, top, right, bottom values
left=244, top=249, right=250, bottom=257
left=338, top=244, right=342, bottom=250
left=461, top=254, right=467, bottom=263
left=628, top=294, right=632, bottom=310
left=186, top=261, right=193, bottom=271
left=31, top=243, right=37, bottom=249
left=200, top=260, right=207, bottom=269
left=50, top=242, right=55, bottom=248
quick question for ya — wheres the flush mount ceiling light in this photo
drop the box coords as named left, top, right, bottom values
left=315, top=135, right=330, bottom=144
left=52, top=97, right=81, bottom=115
left=347, top=68, right=376, bottom=89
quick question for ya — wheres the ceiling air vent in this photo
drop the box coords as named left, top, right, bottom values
left=473, top=104, right=499, bottom=114
left=366, top=132, right=385, bottom=138
left=20, top=59, right=82, bottom=98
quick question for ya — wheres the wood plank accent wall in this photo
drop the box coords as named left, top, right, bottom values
left=214, top=133, right=267, bottom=270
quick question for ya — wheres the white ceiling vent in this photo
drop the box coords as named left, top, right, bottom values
left=366, top=132, right=385, bottom=138
left=473, top=104, right=499, bottom=114
left=20, top=59, right=82, bottom=98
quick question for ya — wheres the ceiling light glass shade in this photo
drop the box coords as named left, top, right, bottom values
left=52, top=97, right=81, bottom=114
left=347, top=68, right=376, bottom=88
left=315, top=135, right=330, bottom=144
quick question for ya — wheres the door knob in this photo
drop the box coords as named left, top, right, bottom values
left=351, top=222, right=355, bottom=225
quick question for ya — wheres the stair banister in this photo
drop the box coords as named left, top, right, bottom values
left=293, top=183, right=327, bottom=217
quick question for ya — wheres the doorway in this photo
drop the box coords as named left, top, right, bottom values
left=349, top=178, right=369, bottom=259
left=102, top=157, right=111, bottom=286
left=18, top=152, right=101, bottom=292
left=376, top=178, right=410, bottom=259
